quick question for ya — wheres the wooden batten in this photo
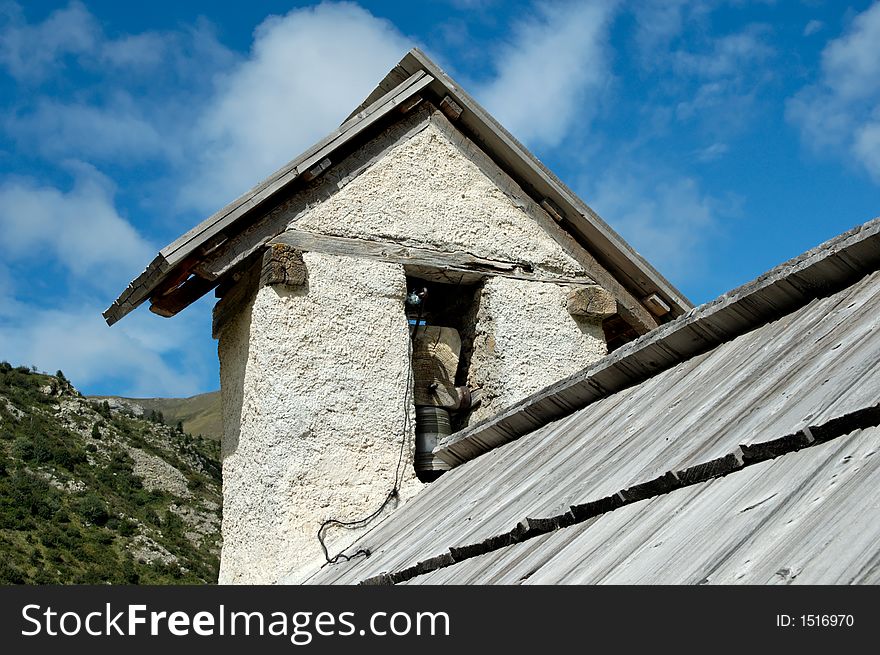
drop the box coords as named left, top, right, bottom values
left=397, top=94, right=424, bottom=114
left=540, top=198, right=565, bottom=223
left=301, top=158, right=331, bottom=182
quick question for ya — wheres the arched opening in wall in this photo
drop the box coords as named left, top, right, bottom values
left=404, top=271, right=482, bottom=483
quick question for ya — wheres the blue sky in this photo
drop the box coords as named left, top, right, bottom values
left=0, top=0, right=877, bottom=397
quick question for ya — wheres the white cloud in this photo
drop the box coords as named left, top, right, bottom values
left=0, top=2, right=233, bottom=81
left=178, top=2, right=413, bottom=212
left=588, top=170, right=725, bottom=282
left=0, top=164, right=153, bottom=285
left=0, top=1, right=98, bottom=81
left=671, top=25, right=773, bottom=78
left=0, top=165, right=211, bottom=396
left=803, top=19, right=823, bottom=37
left=476, top=0, right=617, bottom=149
left=853, top=118, right=880, bottom=179
left=5, top=98, right=171, bottom=162
left=0, top=299, right=211, bottom=397
left=787, top=1, right=880, bottom=181
left=632, top=0, right=693, bottom=60
left=628, top=2, right=776, bottom=137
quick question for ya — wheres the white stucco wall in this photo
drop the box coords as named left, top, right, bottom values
left=467, top=278, right=607, bottom=425
left=296, top=120, right=586, bottom=279
left=218, top=252, right=419, bottom=584
left=216, top=109, right=612, bottom=584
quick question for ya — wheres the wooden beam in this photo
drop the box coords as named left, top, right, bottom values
left=260, top=243, right=307, bottom=288
left=149, top=276, right=218, bottom=318
left=270, top=228, right=597, bottom=286
left=644, top=293, right=672, bottom=317
left=439, top=95, right=463, bottom=121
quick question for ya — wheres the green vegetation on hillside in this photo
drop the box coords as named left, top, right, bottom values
left=92, top=391, right=222, bottom=442
left=0, top=364, right=221, bottom=585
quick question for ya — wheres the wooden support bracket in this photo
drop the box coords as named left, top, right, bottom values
left=644, top=293, right=672, bottom=317
left=150, top=275, right=218, bottom=318
left=439, top=95, right=463, bottom=121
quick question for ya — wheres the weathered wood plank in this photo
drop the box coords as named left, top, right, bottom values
left=270, top=228, right=596, bottom=286
left=149, top=276, right=218, bottom=318
left=302, top=270, right=880, bottom=585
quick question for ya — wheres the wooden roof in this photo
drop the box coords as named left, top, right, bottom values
left=302, top=216, right=880, bottom=585
left=104, top=49, right=690, bottom=327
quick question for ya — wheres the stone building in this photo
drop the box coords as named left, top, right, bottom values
left=106, top=50, right=690, bottom=584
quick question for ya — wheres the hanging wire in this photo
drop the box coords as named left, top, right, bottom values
left=316, top=298, right=424, bottom=564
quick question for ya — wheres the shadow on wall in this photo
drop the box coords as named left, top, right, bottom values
left=219, top=276, right=312, bottom=460
left=219, top=301, right=252, bottom=461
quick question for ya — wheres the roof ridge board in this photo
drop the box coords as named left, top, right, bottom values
left=435, top=216, right=880, bottom=467
left=357, top=402, right=880, bottom=585
left=403, top=48, right=692, bottom=315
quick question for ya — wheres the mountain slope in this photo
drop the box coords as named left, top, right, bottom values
left=0, top=364, right=221, bottom=584
left=93, top=391, right=222, bottom=442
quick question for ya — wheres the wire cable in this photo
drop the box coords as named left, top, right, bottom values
left=316, top=302, right=422, bottom=564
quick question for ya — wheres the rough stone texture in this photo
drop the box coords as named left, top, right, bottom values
left=566, top=285, right=617, bottom=319
left=128, top=447, right=191, bottom=499
left=466, top=278, right=607, bottom=425
left=295, top=120, right=586, bottom=279
left=218, top=252, right=421, bottom=584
